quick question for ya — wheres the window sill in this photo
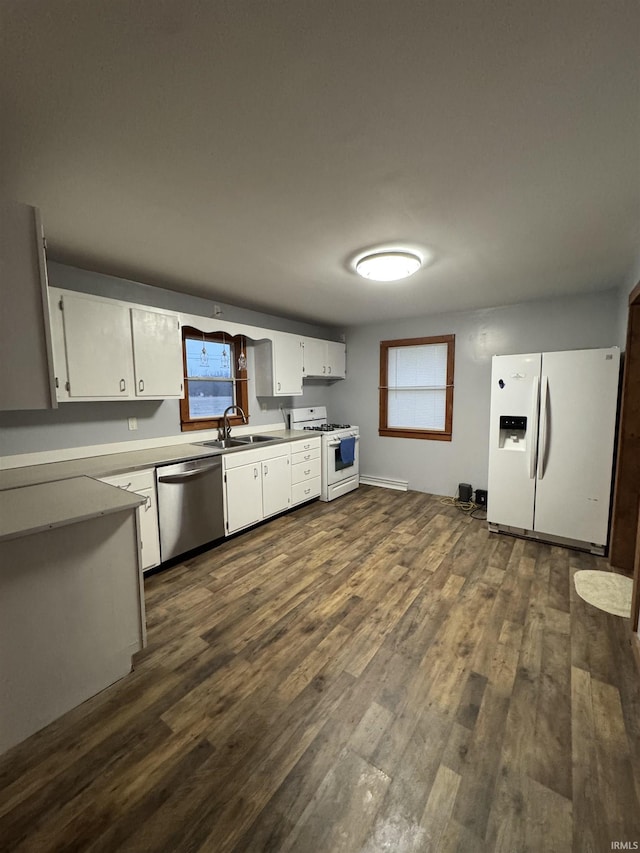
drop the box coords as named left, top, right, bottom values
left=379, top=428, right=452, bottom=442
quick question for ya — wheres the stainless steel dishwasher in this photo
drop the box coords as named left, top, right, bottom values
left=156, top=456, right=224, bottom=562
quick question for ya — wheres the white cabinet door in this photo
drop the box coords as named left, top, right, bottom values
left=61, top=293, right=134, bottom=398
left=273, top=335, right=304, bottom=395
left=326, top=341, right=346, bottom=378
left=262, top=454, right=291, bottom=518
left=254, top=336, right=303, bottom=397
left=131, top=307, right=183, bottom=398
left=225, top=462, right=263, bottom=534
left=137, top=487, right=161, bottom=570
left=99, top=469, right=160, bottom=572
left=303, top=338, right=326, bottom=377
left=0, top=201, right=56, bottom=410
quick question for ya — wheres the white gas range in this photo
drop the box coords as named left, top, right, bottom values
left=284, top=407, right=360, bottom=502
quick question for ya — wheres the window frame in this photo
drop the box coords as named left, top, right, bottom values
left=379, top=334, right=455, bottom=441
left=179, top=327, right=249, bottom=432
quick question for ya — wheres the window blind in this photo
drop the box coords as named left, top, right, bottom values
left=387, top=343, right=448, bottom=431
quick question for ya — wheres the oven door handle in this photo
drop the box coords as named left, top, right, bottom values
left=327, top=436, right=359, bottom=447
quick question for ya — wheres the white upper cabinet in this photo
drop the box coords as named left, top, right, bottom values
left=50, top=288, right=183, bottom=401
left=326, top=341, right=346, bottom=378
left=302, top=338, right=326, bottom=377
left=302, top=338, right=346, bottom=379
left=131, top=307, right=183, bottom=398
left=60, top=292, right=135, bottom=398
left=254, top=334, right=304, bottom=396
left=45, top=283, right=344, bottom=404
left=0, top=201, right=57, bottom=410
left=274, top=335, right=304, bottom=394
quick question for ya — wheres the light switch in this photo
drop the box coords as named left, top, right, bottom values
left=128, top=417, right=138, bottom=431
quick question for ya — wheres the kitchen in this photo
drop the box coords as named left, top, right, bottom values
left=1, top=2, right=640, bottom=851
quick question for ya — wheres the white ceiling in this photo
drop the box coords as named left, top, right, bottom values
left=1, top=1, right=639, bottom=327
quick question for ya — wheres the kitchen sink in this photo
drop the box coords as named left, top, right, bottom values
left=197, top=434, right=281, bottom=450
left=197, top=438, right=247, bottom=449
left=232, top=434, right=279, bottom=444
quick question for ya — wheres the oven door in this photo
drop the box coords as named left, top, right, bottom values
left=326, top=435, right=359, bottom=485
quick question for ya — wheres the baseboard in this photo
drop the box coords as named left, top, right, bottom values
left=359, top=476, right=408, bottom=492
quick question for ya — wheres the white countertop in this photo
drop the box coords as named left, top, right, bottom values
left=0, top=477, right=145, bottom=542
left=0, top=430, right=318, bottom=491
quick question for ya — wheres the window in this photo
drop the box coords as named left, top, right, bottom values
left=180, top=327, right=249, bottom=431
left=379, top=335, right=454, bottom=441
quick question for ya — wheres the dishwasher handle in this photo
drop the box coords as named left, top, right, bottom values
left=157, top=462, right=221, bottom=483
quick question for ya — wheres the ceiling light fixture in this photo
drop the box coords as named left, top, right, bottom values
left=355, top=250, right=422, bottom=282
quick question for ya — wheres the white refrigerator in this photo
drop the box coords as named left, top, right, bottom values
left=487, top=347, right=620, bottom=554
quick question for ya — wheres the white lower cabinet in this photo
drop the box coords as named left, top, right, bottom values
left=224, top=462, right=264, bottom=534
left=262, top=454, right=291, bottom=518
left=223, top=443, right=292, bottom=535
left=290, top=437, right=321, bottom=505
left=98, top=469, right=160, bottom=571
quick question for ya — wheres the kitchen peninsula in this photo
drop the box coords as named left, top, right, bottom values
left=0, top=477, right=146, bottom=754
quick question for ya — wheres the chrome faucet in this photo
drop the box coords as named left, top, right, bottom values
left=219, top=405, right=248, bottom=441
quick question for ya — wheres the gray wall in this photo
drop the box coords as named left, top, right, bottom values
left=46, top=262, right=341, bottom=339
left=0, top=264, right=340, bottom=456
left=616, top=246, right=640, bottom=348
left=328, top=289, right=621, bottom=498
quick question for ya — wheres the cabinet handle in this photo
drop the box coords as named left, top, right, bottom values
left=303, top=443, right=311, bottom=449
left=254, top=467, right=258, bottom=479
left=139, top=379, right=144, bottom=392
left=304, top=469, right=311, bottom=475
left=322, top=366, right=326, bottom=374
left=264, top=464, right=269, bottom=476
left=328, top=366, right=332, bottom=374
left=277, top=381, right=281, bottom=391
left=304, top=488, right=311, bottom=494
left=120, top=378, right=126, bottom=392
left=304, top=453, right=311, bottom=460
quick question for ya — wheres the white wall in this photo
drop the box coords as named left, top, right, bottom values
left=328, top=290, right=620, bottom=498
left=0, top=263, right=341, bottom=457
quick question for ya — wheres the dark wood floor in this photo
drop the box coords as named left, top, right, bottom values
left=1, top=486, right=639, bottom=852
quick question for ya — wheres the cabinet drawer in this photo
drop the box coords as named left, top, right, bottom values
left=100, top=468, right=155, bottom=492
left=291, top=477, right=321, bottom=505
left=291, top=446, right=320, bottom=466
left=291, top=457, right=321, bottom=485
left=291, top=437, right=321, bottom=454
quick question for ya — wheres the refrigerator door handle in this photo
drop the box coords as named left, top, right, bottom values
left=529, top=375, right=540, bottom=479
left=537, top=375, right=549, bottom=480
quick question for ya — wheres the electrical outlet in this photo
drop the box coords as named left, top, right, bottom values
left=128, top=417, right=138, bottom=431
